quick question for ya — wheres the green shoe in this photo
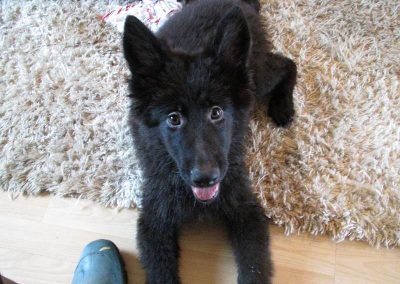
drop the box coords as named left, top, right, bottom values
left=72, top=239, right=127, bottom=284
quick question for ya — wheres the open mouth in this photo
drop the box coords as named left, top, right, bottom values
left=191, top=183, right=220, bottom=202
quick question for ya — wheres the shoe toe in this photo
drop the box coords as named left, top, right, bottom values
left=72, top=239, right=126, bottom=284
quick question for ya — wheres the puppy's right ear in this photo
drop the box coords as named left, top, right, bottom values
left=214, top=6, right=250, bottom=69
left=123, top=16, right=165, bottom=76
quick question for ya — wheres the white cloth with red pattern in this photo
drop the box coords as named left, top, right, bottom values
left=101, top=0, right=182, bottom=32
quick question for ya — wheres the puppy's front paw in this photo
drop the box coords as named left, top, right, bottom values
left=267, top=99, right=294, bottom=127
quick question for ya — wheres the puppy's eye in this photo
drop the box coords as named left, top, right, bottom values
left=167, top=112, right=182, bottom=127
left=210, top=106, right=223, bottom=121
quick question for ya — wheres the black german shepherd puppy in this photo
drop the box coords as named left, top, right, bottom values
left=123, top=0, right=296, bottom=283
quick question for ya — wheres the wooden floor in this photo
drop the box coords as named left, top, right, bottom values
left=0, top=191, right=398, bottom=284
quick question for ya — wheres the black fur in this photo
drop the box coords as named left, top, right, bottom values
left=123, top=0, right=296, bottom=283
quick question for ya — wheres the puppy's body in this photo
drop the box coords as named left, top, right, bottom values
left=123, top=0, right=296, bottom=283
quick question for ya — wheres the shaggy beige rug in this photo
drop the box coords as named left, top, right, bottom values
left=0, top=0, right=399, bottom=247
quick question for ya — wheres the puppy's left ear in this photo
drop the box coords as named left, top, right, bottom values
left=123, top=16, right=165, bottom=76
left=214, top=6, right=250, bottom=68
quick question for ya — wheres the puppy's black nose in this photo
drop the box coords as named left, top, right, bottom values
left=190, top=167, right=220, bottom=188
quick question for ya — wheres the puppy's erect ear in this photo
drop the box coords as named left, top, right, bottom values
left=214, top=6, right=250, bottom=68
left=123, top=16, right=165, bottom=76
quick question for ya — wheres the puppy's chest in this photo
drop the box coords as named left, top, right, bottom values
left=180, top=199, right=221, bottom=221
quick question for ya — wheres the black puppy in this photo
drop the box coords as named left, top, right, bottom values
left=122, top=0, right=296, bottom=283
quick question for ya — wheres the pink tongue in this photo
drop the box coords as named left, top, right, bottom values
left=191, top=183, right=220, bottom=201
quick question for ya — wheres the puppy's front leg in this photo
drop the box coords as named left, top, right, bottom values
left=137, top=212, right=180, bottom=284
left=225, top=196, right=272, bottom=284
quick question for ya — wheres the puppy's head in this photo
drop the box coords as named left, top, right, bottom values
left=123, top=7, right=252, bottom=202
